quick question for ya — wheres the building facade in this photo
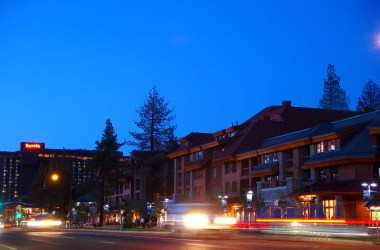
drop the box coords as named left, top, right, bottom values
left=168, top=101, right=378, bottom=221
left=0, top=142, right=131, bottom=213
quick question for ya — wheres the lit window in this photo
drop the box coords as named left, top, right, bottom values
left=316, top=140, right=336, bottom=153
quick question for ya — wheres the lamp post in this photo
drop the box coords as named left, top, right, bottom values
left=246, top=190, right=253, bottom=226
left=362, top=182, right=377, bottom=205
left=147, top=202, right=154, bottom=223
left=362, top=182, right=377, bottom=227
left=164, top=198, right=169, bottom=223
left=218, top=195, right=228, bottom=213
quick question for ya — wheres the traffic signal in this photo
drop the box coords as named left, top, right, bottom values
left=15, top=211, right=22, bottom=220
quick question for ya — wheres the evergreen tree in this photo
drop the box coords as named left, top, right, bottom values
left=128, top=87, right=177, bottom=205
left=357, top=79, right=380, bottom=111
left=93, top=119, right=125, bottom=226
left=319, top=64, right=350, bottom=110
left=128, top=86, right=177, bottom=154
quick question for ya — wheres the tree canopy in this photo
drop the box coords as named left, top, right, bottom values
left=128, top=86, right=177, bottom=154
left=319, top=64, right=350, bottom=110
left=93, top=118, right=125, bottom=226
left=357, top=79, right=380, bottom=112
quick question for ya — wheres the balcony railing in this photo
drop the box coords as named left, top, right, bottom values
left=261, top=179, right=287, bottom=189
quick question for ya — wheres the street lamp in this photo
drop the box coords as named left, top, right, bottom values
left=218, top=195, right=228, bottom=213
left=362, top=182, right=377, bottom=205
left=147, top=202, right=154, bottom=222
left=246, top=190, right=253, bottom=209
left=246, top=190, right=253, bottom=226
left=51, top=173, right=59, bottom=182
left=362, top=182, right=377, bottom=227
left=164, top=198, right=169, bottom=222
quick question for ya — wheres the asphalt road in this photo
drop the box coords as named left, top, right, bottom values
left=0, top=228, right=379, bottom=250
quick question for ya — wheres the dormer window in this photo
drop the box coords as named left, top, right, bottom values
left=316, top=139, right=336, bottom=153
left=190, top=151, right=203, bottom=161
left=229, top=131, right=236, bottom=137
left=263, top=153, right=278, bottom=164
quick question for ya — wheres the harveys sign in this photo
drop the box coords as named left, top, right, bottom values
left=21, top=142, right=45, bottom=152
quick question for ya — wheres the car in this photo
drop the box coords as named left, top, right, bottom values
left=0, top=220, right=13, bottom=228
left=164, top=202, right=236, bottom=233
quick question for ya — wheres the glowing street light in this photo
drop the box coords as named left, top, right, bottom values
left=246, top=190, right=253, bottom=209
left=362, top=182, right=377, bottom=189
left=218, top=195, right=228, bottom=213
left=51, top=173, right=59, bottom=182
left=362, top=182, right=377, bottom=206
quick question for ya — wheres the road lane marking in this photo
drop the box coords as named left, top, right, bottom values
left=63, top=236, right=75, bottom=239
left=0, top=244, right=17, bottom=250
left=100, top=241, right=115, bottom=244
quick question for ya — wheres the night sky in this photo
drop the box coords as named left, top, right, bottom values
left=1, top=0, right=379, bottom=155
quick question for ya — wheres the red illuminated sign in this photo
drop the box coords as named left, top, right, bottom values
left=24, top=143, right=41, bottom=149
left=21, top=142, right=45, bottom=152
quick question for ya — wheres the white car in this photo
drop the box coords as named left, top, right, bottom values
left=164, top=203, right=236, bottom=233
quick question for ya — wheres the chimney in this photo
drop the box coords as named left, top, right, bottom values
left=282, top=100, right=291, bottom=107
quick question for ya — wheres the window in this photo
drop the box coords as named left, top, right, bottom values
left=225, top=164, right=230, bottom=174
left=323, top=200, right=336, bottom=220
left=331, top=167, right=339, bottom=181
left=316, top=139, right=336, bottom=153
left=264, top=154, right=271, bottom=164
left=318, top=167, right=339, bottom=182
left=263, top=153, right=278, bottom=164
left=225, top=182, right=231, bottom=193
left=232, top=162, right=237, bottom=173
left=190, top=151, right=203, bottom=161
left=135, top=179, right=141, bottom=191
left=232, top=181, right=237, bottom=193
left=212, top=167, right=217, bottom=178
left=225, top=162, right=237, bottom=174
left=198, top=169, right=203, bottom=179
left=319, top=169, right=327, bottom=182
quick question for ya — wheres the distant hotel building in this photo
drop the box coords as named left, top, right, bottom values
left=0, top=142, right=131, bottom=210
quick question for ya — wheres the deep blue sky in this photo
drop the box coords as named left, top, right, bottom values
left=1, top=1, right=380, bottom=155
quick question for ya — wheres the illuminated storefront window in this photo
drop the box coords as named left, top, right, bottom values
left=323, top=200, right=336, bottom=220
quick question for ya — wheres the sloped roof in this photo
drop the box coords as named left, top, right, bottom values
left=169, top=102, right=362, bottom=160
left=307, top=128, right=376, bottom=164
left=263, top=110, right=380, bottom=151
left=169, top=132, right=214, bottom=156
left=226, top=105, right=361, bottom=156
left=253, top=162, right=279, bottom=173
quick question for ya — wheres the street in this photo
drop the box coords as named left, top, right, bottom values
left=0, top=228, right=379, bottom=250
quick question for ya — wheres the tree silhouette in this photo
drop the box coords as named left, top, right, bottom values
left=128, top=86, right=177, bottom=154
left=319, top=64, right=350, bottom=110
left=357, top=79, right=380, bottom=111
left=93, top=119, right=125, bottom=226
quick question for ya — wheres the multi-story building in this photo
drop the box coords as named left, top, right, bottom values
left=252, top=110, right=380, bottom=220
left=0, top=142, right=131, bottom=210
left=168, top=101, right=375, bottom=221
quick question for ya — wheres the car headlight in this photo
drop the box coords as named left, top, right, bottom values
left=214, top=216, right=237, bottom=225
left=183, top=214, right=210, bottom=229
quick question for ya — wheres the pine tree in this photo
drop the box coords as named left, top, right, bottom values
left=357, top=79, right=380, bottom=111
left=128, top=87, right=177, bottom=204
left=128, top=86, right=177, bottom=154
left=93, top=119, right=125, bottom=226
left=319, top=64, right=350, bottom=110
